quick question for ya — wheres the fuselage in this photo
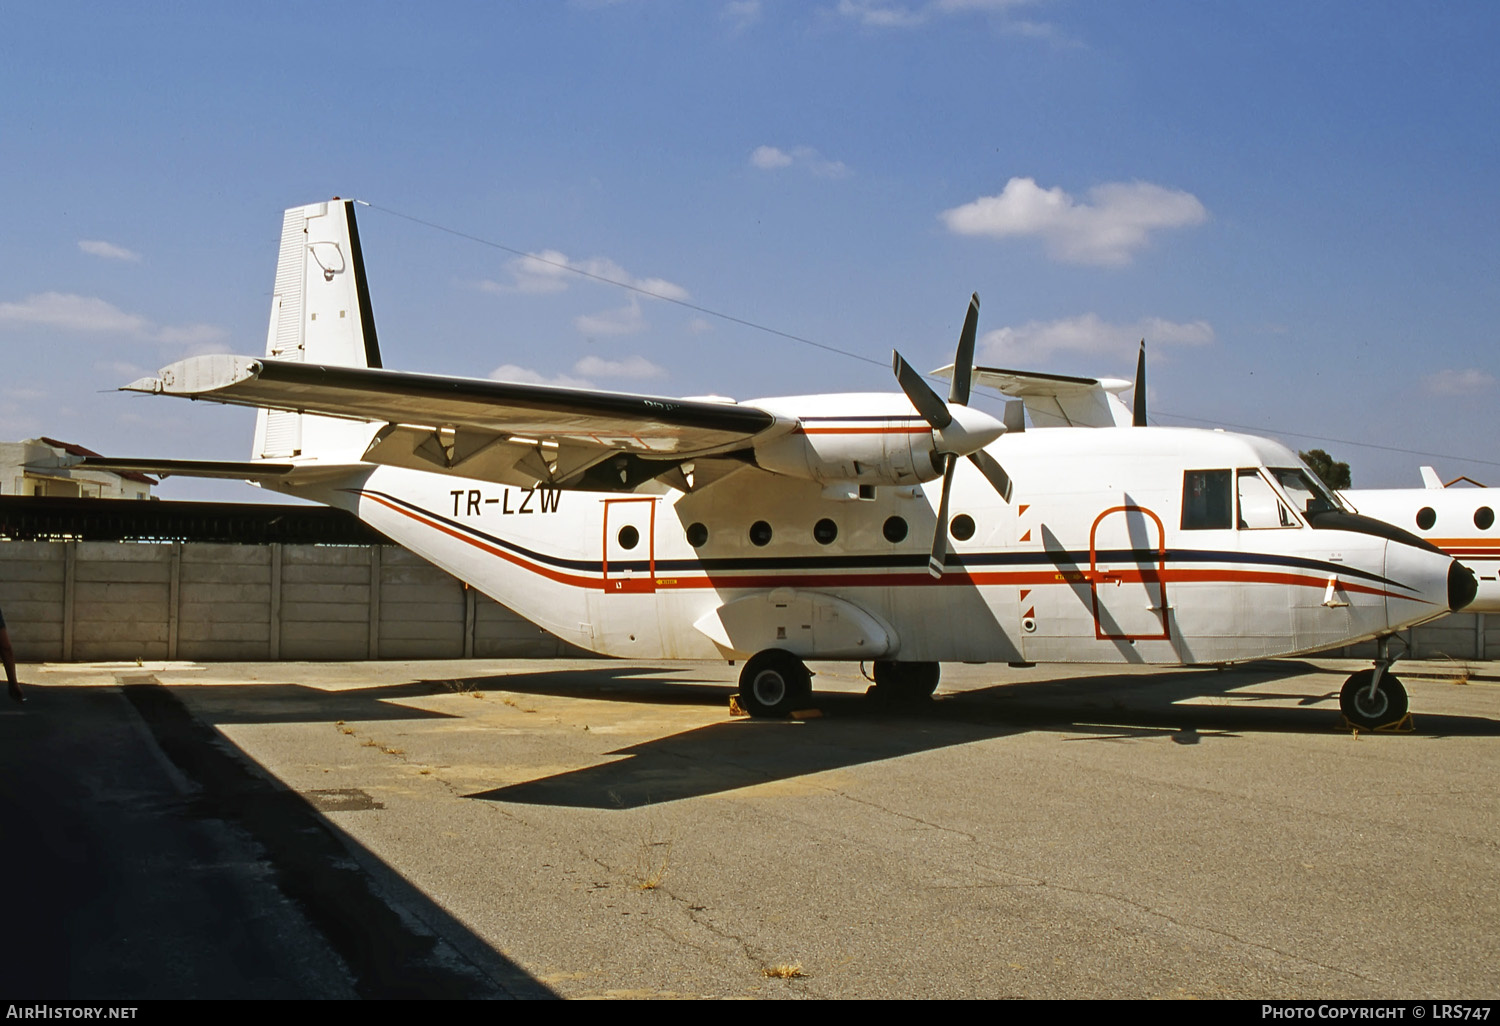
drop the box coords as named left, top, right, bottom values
left=267, top=422, right=1464, bottom=667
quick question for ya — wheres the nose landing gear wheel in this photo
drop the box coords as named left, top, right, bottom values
left=737, top=650, right=813, bottom=718
left=1339, top=669, right=1409, bottom=728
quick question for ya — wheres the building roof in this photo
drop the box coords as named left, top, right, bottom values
left=38, top=437, right=157, bottom=486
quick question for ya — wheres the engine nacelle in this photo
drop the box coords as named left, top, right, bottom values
left=747, top=393, right=945, bottom=487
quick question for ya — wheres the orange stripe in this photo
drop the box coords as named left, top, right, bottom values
left=797, top=426, right=930, bottom=435
left=364, top=494, right=1430, bottom=606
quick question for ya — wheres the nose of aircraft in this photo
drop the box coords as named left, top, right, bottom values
left=1450, top=560, right=1478, bottom=612
left=1383, top=540, right=1474, bottom=630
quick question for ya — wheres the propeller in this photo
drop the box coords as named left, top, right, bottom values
left=892, top=293, right=1013, bottom=578
left=1133, top=339, right=1147, bottom=427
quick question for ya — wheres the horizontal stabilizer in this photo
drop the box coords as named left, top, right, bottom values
left=65, top=457, right=302, bottom=482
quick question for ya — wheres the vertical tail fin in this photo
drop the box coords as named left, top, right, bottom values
left=252, top=199, right=383, bottom=461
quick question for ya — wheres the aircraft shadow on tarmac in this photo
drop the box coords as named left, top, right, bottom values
left=134, top=665, right=727, bottom=725
left=454, top=662, right=1500, bottom=810
left=86, top=663, right=1498, bottom=812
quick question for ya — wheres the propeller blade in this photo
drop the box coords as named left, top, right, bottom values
left=949, top=293, right=980, bottom=407
left=968, top=448, right=1013, bottom=503
left=1133, top=339, right=1147, bottom=427
left=893, top=350, right=952, bottom=430
left=928, top=454, right=957, bottom=577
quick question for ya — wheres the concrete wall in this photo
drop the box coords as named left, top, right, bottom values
left=0, top=539, right=1490, bottom=664
left=0, top=541, right=585, bottom=662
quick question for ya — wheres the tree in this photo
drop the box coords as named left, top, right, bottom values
left=1300, top=449, right=1351, bottom=490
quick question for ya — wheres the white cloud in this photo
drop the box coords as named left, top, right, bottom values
left=490, top=352, right=667, bottom=389
left=3, top=387, right=48, bottom=402
left=480, top=250, right=689, bottom=301
left=575, top=298, right=647, bottom=337
left=749, top=144, right=850, bottom=179
left=978, top=313, right=1213, bottom=364
left=489, top=364, right=596, bottom=389
left=574, top=354, right=666, bottom=380
left=837, top=0, right=1037, bottom=28
left=0, top=292, right=148, bottom=335
left=751, top=145, right=794, bottom=170
left=0, top=291, right=228, bottom=347
left=78, top=240, right=141, bottom=262
left=1423, top=368, right=1495, bottom=396
left=722, top=1, right=761, bottom=30
left=837, top=0, right=925, bottom=27
left=940, top=177, right=1208, bottom=266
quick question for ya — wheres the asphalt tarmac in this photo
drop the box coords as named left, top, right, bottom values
left=2, top=656, right=1497, bottom=1000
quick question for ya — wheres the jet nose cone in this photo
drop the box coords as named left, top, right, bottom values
left=1449, top=561, right=1479, bottom=612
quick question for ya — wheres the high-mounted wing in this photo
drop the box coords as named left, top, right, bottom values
left=931, top=364, right=1133, bottom=428
left=124, top=354, right=788, bottom=490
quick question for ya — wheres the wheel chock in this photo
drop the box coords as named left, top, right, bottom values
left=728, top=694, right=748, bottom=717
left=1338, top=712, right=1415, bottom=734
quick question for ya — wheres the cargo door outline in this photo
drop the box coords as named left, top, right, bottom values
left=602, top=497, right=657, bottom=594
left=1088, top=504, right=1170, bottom=641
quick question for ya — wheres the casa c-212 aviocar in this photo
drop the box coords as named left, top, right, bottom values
left=81, top=199, right=1476, bottom=729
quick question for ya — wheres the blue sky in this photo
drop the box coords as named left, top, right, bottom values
left=2, top=0, right=1496, bottom=500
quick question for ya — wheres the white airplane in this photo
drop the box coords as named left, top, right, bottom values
left=79, top=199, right=1476, bottom=731
left=1343, top=469, right=1499, bottom=613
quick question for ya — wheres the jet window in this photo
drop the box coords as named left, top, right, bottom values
left=617, top=525, right=640, bottom=550
left=1237, top=469, right=1296, bottom=529
left=686, top=522, right=708, bottom=548
left=950, top=514, right=975, bottom=541
left=1181, top=470, right=1232, bottom=530
left=813, top=518, right=838, bottom=545
left=1416, top=507, right=1436, bottom=531
left=1477, top=507, right=1494, bottom=531
left=749, top=521, right=773, bottom=546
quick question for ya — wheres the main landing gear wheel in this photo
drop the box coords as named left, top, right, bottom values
left=871, top=661, right=941, bottom=703
left=1339, top=669, right=1409, bottom=728
left=738, top=650, right=813, bottom=718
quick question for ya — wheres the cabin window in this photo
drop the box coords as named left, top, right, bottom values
left=686, top=522, right=708, bottom=547
left=1181, top=470, right=1232, bottom=530
left=950, top=514, right=975, bottom=541
left=1416, top=507, right=1436, bottom=531
left=749, top=520, right=773, bottom=546
left=617, top=525, right=640, bottom=550
left=1477, top=507, right=1494, bottom=531
left=813, top=518, right=838, bottom=545
left=1237, top=469, right=1295, bottom=529
left=883, top=516, right=908, bottom=543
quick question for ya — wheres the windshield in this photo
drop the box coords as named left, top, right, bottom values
left=1270, top=467, right=1348, bottom=517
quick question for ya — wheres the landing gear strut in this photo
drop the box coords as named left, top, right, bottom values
left=737, top=650, right=813, bottom=718
left=1339, top=636, right=1409, bottom=728
left=870, top=661, right=941, bottom=703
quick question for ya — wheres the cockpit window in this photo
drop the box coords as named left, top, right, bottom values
left=1182, top=469, right=1233, bottom=530
left=1238, top=469, right=1297, bottom=528
left=1270, top=467, right=1345, bottom=517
